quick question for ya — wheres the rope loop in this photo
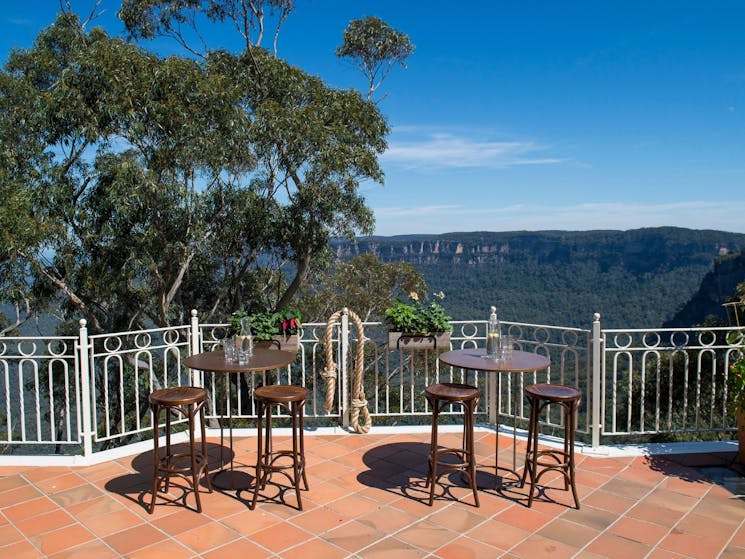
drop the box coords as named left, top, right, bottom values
left=323, top=308, right=371, bottom=433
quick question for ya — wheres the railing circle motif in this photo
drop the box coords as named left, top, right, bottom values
left=18, top=341, right=38, bottom=356
left=163, top=329, right=181, bottom=345
left=613, top=332, right=633, bottom=349
left=134, top=333, right=152, bottom=349
left=103, top=335, right=124, bottom=353
left=48, top=341, right=69, bottom=356
left=459, top=323, right=479, bottom=339
left=561, top=330, right=579, bottom=347
left=670, top=331, right=690, bottom=348
left=0, top=342, right=6, bottom=356
left=307, top=325, right=322, bottom=342
left=208, top=326, right=227, bottom=342
left=697, top=330, right=717, bottom=347
left=642, top=332, right=661, bottom=348
left=505, top=324, right=524, bottom=340
left=533, top=327, right=550, bottom=344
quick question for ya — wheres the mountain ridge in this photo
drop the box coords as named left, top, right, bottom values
left=333, top=227, right=745, bottom=329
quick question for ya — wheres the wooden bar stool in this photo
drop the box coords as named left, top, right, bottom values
left=148, top=386, right=211, bottom=513
left=424, top=382, right=481, bottom=507
left=520, top=383, right=581, bottom=509
left=250, top=384, right=309, bottom=510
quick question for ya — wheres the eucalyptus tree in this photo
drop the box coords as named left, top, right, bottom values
left=0, top=2, right=392, bottom=333
left=298, top=254, right=427, bottom=323
left=336, top=16, right=415, bottom=102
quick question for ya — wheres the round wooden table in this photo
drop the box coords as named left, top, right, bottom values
left=438, top=348, right=550, bottom=488
left=184, top=348, right=297, bottom=489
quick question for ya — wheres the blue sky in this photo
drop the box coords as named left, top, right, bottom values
left=4, top=1, right=745, bottom=235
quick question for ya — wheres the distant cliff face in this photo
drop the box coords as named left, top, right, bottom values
left=664, top=252, right=745, bottom=327
left=335, top=228, right=744, bottom=270
left=331, top=228, right=745, bottom=329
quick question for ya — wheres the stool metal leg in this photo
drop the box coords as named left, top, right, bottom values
left=291, top=401, right=303, bottom=510
left=250, top=399, right=265, bottom=510
left=188, top=403, right=202, bottom=513
left=149, top=403, right=161, bottom=514
left=567, top=401, right=580, bottom=508
left=198, top=400, right=213, bottom=494
left=465, top=398, right=480, bottom=508
left=427, top=398, right=440, bottom=506
left=526, top=397, right=541, bottom=508
left=298, top=401, right=309, bottom=491
left=519, top=394, right=538, bottom=490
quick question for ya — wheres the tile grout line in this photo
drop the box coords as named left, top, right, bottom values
left=567, top=462, right=692, bottom=559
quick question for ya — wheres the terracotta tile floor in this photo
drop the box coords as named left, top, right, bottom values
left=1, top=430, right=744, bottom=558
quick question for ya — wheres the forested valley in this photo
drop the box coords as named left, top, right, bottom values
left=332, top=227, right=745, bottom=329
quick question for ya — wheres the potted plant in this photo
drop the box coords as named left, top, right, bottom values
left=228, top=308, right=302, bottom=352
left=385, top=291, right=452, bottom=350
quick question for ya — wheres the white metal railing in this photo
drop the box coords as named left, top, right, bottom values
left=0, top=310, right=742, bottom=463
left=601, top=324, right=743, bottom=439
left=0, top=335, right=80, bottom=447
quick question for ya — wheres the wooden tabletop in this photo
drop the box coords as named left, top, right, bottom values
left=439, top=348, right=550, bottom=373
left=183, top=348, right=296, bottom=373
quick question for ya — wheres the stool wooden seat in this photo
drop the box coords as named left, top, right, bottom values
left=250, top=384, right=308, bottom=510
left=520, top=383, right=581, bottom=509
left=148, top=386, right=211, bottom=513
left=424, top=382, right=481, bottom=507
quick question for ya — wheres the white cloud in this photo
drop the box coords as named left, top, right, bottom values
left=382, top=132, right=563, bottom=170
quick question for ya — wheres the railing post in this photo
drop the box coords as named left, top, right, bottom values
left=190, top=309, right=201, bottom=386
left=341, top=308, right=350, bottom=429
left=591, top=313, right=602, bottom=450
left=77, top=319, right=94, bottom=459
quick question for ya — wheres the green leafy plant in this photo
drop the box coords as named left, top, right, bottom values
left=729, top=358, right=745, bottom=414
left=384, top=291, right=452, bottom=333
left=228, top=308, right=302, bottom=341
left=727, top=330, right=745, bottom=413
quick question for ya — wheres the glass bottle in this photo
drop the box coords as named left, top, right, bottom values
left=486, top=306, right=501, bottom=359
left=235, top=316, right=253, bottom=364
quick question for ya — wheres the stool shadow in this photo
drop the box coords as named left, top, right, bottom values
left=475, top=466, right=578, bottom=509
left=236, top=468, right=304, bottom=511
left=356, top=440, right=541, bottom=508
left=103, top=441, right=234, bottom=512
left=357, top=441, right=450, bottom=504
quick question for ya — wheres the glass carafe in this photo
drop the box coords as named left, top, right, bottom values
left=235, top=316, right=253, bottom=364
left=486, top=306, right=501, bottom=359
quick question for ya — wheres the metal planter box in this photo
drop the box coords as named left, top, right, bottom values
left=387, top=331, right=451, bottom=351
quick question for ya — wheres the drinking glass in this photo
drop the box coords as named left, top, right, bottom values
left=500, top=335, right=515, bottom=361
left=223, top=337, right=236, bottom=363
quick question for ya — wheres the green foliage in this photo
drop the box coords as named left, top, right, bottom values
left=228, top=307, right=302, bottom=340
left=336, top=16, right=414, bottom=101
left=0, top=5, right=395, bottom=334
left=338, top=228, right=745, bottom=329
left=298, top=253, right=426, bottom=322
left=727, top=329, right=745, bottom=413
left=119, top=0, right=295, bottom=54
left=384, top=291, right=452, bottom=333
left=245, top=311, right=279, bottom=340
left=728, top=358, right=745, bottom=413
